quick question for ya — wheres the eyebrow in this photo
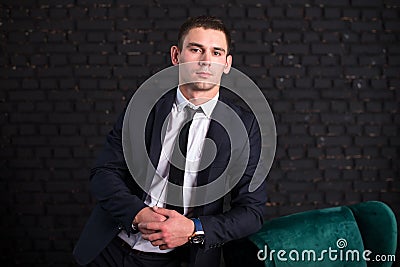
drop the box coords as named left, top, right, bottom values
left=187, top=42, right=226, bottom=53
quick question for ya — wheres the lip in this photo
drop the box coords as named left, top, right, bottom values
left=195, top=71, right=213, bottom=78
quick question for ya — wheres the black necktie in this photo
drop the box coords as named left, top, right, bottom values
left=166, top=106, right=198, bottom=214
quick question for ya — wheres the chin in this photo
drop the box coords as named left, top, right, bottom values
left=192, top=82, right=217, bottom=91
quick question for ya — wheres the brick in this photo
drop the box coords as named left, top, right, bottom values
left=320, top=113, right=355, bottom=124
left=307, top=192, right=324, bottom=203
left=272, top=20, right=308, bottom=30
left=263, top=55, right=280, bottom=66
left=279, top=135, right=315, bottom=146
left=382, top=125, right=397, bottom=136
left=302, top=55, right=319, bottom=65
left=274, top=44, right=309, bottom=54
left=263, top=32, right=282, bottom=42
left=167, top=7, right=186, bottom=18
left=324, top=7, right=341, bottom=18
left=319, top=159, right=353, bottom=169
left=269, top=66, right=305, bottom=77
left=295, top=77, right=313, bottom=88
left=310, top=66, right=342, bottom=77
left=311, top=44, right=344, bottom=55
left=303, top=32, right=320, bottom=42
left=74, top=66, right=112, bottom=77
left=278, top=181, right=315, bottom=192
left=320, top=55, right=338, bottom=66
left=228, top=7, right=245, bottom=18
left=327, top=125, right=345, bottom=135
left=355, top=159, right=390, bottom=170
left=77, top=20, right=114, bottom=30
left=248, top=7, right=265, bottom=18
left=325, top=192, right=343, bottom=204
left=311, top=20, right=345, bottom=30
left=351, top=21, right=383, bottom=32
left=39, top=44, right=76, bottom=53
left=357, top=113, right=391, bottom=124
left=113, top=66, right=150, bottom=77
left=281, top=89, right=319, bottom=99
left=267, top=7, right=284, bottom=18
left=317, top=136, right=352, bottom=147
left=360, top=32, right=377, bottom=43
left=79, top=44, right=114, bottom=53
left=342, top=169, right=360, bottom=180
left=315, top=0, right=349, bottom=6
left=352, top=0, right=383, bottom=7
left=309, top=125, right=326, bottom=136
left=235, top=43, right=270, bottom=53
left=290, top=124, right=308, bottom=135
left=351, top=44, right=384, bottom=54
left=322, top=88, right=353, bottom=99
left=355, top=136, right=387, bottom=146
left=317, top=181, right=352, bottom=191
left=344, top=67, right=380, bottom=77
left=286, top=7, right=303, bottom=18
left=293, top=101, right=311, bottom=112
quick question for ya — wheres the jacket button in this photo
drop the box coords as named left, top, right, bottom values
left=118, top=225, right=123, bottom=230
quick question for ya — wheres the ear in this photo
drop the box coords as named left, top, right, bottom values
left=223, top=54, right=232, bottom=74
left=170, top=45, right=180, bottom=66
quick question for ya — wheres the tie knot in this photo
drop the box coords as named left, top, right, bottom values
left=184, top=105, right=201, bottom=121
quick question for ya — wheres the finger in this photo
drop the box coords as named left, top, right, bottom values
left=139, top=228, right=157, bottom=235
left=153, top=207, right=177, bottom=217
left=142, top=232, right=163, bottom=242
left=138, top=223, right=152, bottom=231
left=151, top=240, right=165, bottom=247
left=139, top=221, right=162, bottom=231
left=159, top=244, right=170, bottom=250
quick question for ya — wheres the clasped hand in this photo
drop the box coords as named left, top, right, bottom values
left=134, top=206, right=194, bottom=250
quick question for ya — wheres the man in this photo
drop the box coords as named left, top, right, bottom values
left=73, top=16, right=267, bottom=267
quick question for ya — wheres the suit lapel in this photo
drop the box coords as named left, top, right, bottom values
left=193, top=99, right=233, bottom=216
left=196, top=99, right=232, bottom=186
left=143, top=90, right=176, bottom=196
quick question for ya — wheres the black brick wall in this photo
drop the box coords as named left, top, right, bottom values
left=1, top=0, right=399, bottom=266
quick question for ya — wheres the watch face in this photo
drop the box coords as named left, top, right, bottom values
left=190, top=234, right=205, bottom=244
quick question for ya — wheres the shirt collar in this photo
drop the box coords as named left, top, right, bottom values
left=175, top=87, right=219, bottom=118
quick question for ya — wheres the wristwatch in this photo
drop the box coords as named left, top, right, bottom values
left=189, top=218, right=205, bottom=244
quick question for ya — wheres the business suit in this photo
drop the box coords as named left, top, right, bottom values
left=73, top=88, right=267, bottom=267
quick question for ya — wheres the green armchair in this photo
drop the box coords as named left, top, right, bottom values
left=223, top=201, right=397, bottom=267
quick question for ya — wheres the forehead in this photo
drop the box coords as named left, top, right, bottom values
left=182, top=27, right=228, bottom=49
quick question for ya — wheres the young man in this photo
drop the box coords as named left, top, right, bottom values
left=73, top=16, right=267, bottom=267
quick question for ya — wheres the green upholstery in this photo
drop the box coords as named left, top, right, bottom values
left=248, top=201, right=397, bottom=267
left=348, top=201, right=397, bottom=267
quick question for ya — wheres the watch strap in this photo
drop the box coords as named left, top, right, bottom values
left=191, top=218, right=203, bottom=232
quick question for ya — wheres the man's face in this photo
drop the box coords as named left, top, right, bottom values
left=171, top=27, right=232, bottom=92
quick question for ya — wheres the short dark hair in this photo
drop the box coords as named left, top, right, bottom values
left=177, top=16, right=232, bottom=54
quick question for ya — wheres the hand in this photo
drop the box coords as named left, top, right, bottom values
left=140, top=207, right=195, bottom=250
left=134, top=207, right=167, bottom=234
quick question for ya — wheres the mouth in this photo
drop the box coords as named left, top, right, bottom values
left=195, top=71, right=213, bottom=78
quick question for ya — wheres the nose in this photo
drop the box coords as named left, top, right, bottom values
left=199, top=51, right=211, bottom=66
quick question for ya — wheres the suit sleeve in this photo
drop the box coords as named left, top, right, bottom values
left=89, top=110, right=147, bottom=234
left=199, top=115, right=267, bottom=250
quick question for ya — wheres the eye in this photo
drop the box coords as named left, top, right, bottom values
left=213, top=51, right=222, bottom=56
left=191, top=48, right=202, bottom=53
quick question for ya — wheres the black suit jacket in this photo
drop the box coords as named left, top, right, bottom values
left=73, top=89, right=267, bottom=267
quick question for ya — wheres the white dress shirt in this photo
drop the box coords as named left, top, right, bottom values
left=118, top=87, right=219, bottom=252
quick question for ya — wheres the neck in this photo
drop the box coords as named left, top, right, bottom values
left=179, top=84, right=219, bottom=106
